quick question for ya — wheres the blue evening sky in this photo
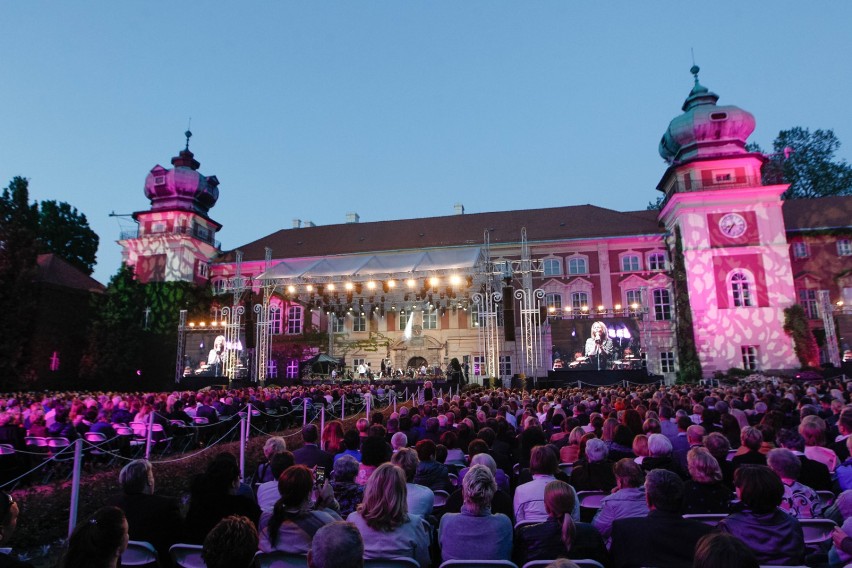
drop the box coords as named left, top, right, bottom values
left=2, top=2, right=850, bottom=284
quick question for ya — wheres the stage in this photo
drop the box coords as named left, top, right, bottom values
left=542, top=368, right=663, bottom=387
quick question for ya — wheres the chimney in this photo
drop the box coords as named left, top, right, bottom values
left=292, top=219, right=302, bottom=229
left=304, top=221, right=316, bottom=227
left=454, top=203, right=465, bottom=215
left=346, top=212, right=360, bottom=224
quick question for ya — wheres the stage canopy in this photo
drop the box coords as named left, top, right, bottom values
left=256, top=247, right=484, bottom=284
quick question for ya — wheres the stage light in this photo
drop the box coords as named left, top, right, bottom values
left=211, top=321, right=218, bottom=326
left=327, top=283, right=336, bottom=291
left=199, top=322, right=206, bottom=326
left=429, top=277, right=440, bottom=287
left=564, top=306, right=572, bottom=311
left=406, top=278, right=417, bottom=288
left=630, top=303, right=639, bottom=310
left=614, top=304, right=622, bottom=310
left=548, top=306, right=556, bottom=313
left=387, top=279, right=396, bottom=289
left=344, top=282, right=354, bottom=291
left=597, top=305, right=605, bottom=312
left=838, top=301, right=845, bottom=306
left=581, top=306, right=589, bottom=312
left=449, top=275, right=461, bottom=286
left=189, top=322, right=196, bottom=327
left=287, top=285, right=296, bottom=294
left=306, top=284, right=313, bottom=292
left=367, top=281, right=377, bottom=290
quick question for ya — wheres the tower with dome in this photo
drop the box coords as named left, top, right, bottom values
left=119, top=131, right=222, bottom=284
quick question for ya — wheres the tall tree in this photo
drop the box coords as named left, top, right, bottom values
left=671, top=226, right=702, bottom=382
left=758, top=127, right=852, bottom=199
left=37, top=200, right=99, bottom=275
left=0, top=177, right=40, bottom=388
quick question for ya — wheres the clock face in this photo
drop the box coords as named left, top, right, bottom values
left=719, top=213, right=747, bottom=238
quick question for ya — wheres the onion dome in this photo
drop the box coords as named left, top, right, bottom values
left=143, top=130, right=220, bottom=215
left=659, top=66, right=756, bottom=164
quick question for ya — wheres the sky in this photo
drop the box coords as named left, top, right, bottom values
left=2, top=2, right=851, bottom=285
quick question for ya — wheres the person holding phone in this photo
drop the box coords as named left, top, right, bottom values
left=258, top=465, right=341, bottom=554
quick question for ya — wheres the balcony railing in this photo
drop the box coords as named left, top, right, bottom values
left=119, top=225, right=221, bottom=249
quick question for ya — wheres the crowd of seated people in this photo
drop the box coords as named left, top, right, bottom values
left=7, top=375, right=852, bottom=566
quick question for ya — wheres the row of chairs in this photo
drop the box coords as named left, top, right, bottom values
left=123, top=540, right=606, bottom=568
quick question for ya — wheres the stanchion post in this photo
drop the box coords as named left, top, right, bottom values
left=341, top=397, right=345, bottom=421
left=68, top=438, right=83, bottom=538
left=145, top=411, right=154, bottom=461
left=366, top=393, right=371, bottom=418
left=393, top=392, right=397, bottom=414
left=320, top=405, right=326, bottom=441
left=239, top=415, right=246, bottom=482
left=303, top=399, right=308, bottom=427
left=246, top=403, right=252, bottom=441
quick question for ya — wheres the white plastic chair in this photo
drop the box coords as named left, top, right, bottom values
left=433, top=489, right=450, bottom=508
left=524, top=561, right=604, bottom=568
left=439, top=561, right=519, bottom=568
left=122, top=540, right=158, bottom=566
left=576, top=490, right=606, bottom=509
left=170, top=543, right=205, bottom=568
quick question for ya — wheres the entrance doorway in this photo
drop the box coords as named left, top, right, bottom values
left=407, top=356, right=428, bottom=371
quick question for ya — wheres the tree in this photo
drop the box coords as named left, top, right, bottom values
left=646, top=195, right=664, bottom=211
left=758, top=127, right=852, bottom=199
left=783, top=304, right=820, bottom=368
left=0, top=177, right=40, bottom=388
left=37, top=200, right=99, bottom=275
left=671, top=227, right=702, bottom=382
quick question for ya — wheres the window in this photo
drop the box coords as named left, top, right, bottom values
left=423, top=309, right=438, bottom=330
left=330, top=314, right=344, bottom=333
left=799, top=289, right=820, bottom=319
left=352, top=313, right=367, bottom=332
left=660, top=352, right=675, bottom=373
left=270, top=305, right=283, bottom=335
left=653, top=288, right=672, bottom=321
left=473, top=355, right=486, bottom=377
left=197, top=262, right=209, bottom=278
left=571, top=292, right=589, bottom=311
left=730, top=272, right=754, bottom=307
left=567, top=257, right=587, bottom=275
left=838, top=239, right=852, bottom=257
left=470, top=305, right=480, bottom=327
left=714, top=170, right=734, bottom=183
left=285, top=359, right=299, bottom=379
left=212, top=279, right=226, bottom=295
left=286, top=306, right=303, bottom=334
left=648, top=252, right=666, bottom=271
left=499, top=355, right=512, bottom=377
left=353, top=358, right=366, bottom=373
left=621, top=254, right=640, bottom=272
left=543, top=258, right=562, bottom=276
left=545, top=293, right=563, bottom=314
left=793, top=242, right=809, bottom=259
left=625, top=289, right=642, bottom=308
left=741, top=346, right=758, bottom=371
left=399, top=311, right=411, bottom=331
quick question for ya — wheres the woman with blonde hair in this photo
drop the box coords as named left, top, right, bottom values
left=682, top=447, right=733, bottom=514
left=799, top=416, right=839, bottom=472
left=515, top=480, right=607, bottom=566
left=346, top=463, right=430, bottom=567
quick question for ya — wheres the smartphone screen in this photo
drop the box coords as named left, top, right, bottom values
left=315, top=466, right=326, bottom=486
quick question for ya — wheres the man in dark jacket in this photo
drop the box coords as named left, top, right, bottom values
left=107, top=459, right=184, bottom=567
left=293, top=424, right=334, bottom=473
left=610, top=469, right=712, bottom=568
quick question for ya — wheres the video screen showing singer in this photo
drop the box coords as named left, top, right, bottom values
left=584, top=321, right=613, bottom=370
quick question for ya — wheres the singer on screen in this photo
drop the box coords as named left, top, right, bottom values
left=584, top=321, right=613, bottom=370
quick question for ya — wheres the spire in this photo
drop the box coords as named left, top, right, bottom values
left=171, top=128, right=200, bottom=170
left=682, top=64, right=717, bottom=111
left=185, top=128, right=192, bottom=151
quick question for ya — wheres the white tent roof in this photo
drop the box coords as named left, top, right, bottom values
left=257, top=247, right=483, bottom=282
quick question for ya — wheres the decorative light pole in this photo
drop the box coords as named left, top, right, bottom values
left=473, top=230, right=503, bottom=385
left=222, top=250, right=246, bottom=382
left=513, top=228, right=544, bottom=386
left=254, top=247, right=275, bottom=384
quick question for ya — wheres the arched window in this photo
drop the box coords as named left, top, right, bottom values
left=270, top=300, right=283, bottom=335
left=543, top=258, right=562, bottom=276
left=571, top=291, right=589, bottom=311
left=621, top=254, right=641, bottom=272
left=567, top=257, right=588, bottom=275
left=730, top=271, right=754, bottom=307
left=647, top=252, right=667, bottom=271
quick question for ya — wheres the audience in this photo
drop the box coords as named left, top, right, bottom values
left=692, top=533, right=759, bottom=568
left=258, top=464, right=341, bottom=553
left=0, top=491, right=33, bottom=568
left=515, top=445, right=579, bottom=523
left=256, top=451, right=296, bottom=513
left=570, top=438, right=616, bottom=492
left=766, top=447, right=823, bottom=518
left=716, top=465, right=805, bottom=565
left=346, top=463, right=431, bottom=567
left=439, top=465, right=512, bottom=561
left=610, top=469, right=712, bottom=568
left=202, top=515, right=258, bottom=568
left=390, top=448, right=434, bottom=517
left=60, top=506, right=128, bottom=568
left=591, top=458, right=648, bottom=547
left=682, top=447, right=732, bottom=515
left=308, top=522, right=364, bottom=568
left=254, top=436, right=288, bottom=484
left=515, top=480, right=607, bottom=566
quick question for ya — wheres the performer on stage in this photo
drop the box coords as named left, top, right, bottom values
left=584, top=321, right=613, bottom=371
left=207, top=335, right=226, bottom=376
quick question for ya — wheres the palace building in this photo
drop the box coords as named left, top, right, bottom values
left=118, top=69, right=852, bottom=384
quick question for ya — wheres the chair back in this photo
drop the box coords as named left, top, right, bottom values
left=84, top=432, right=108, bottom=443
left=799, top=518, right=837, bottom=546
left=438, top=561, right=519, bottom=568
left=254, top=550, right=309, bottom=568
left=576, top=490, right=606, bottom=509
left=122, top=540, right=158, bottom=566
left=130, top=422, right=148, bottom=438
left=523, top=561, right=604, bottom=568
left=170, top=543, right=205, bottom=568
left=364, top=558, right=420, bottom=568
left=816, top=490, right=836, bottom=508
left=25, top=436, right=48, bottom=448
left=0, top=444, right=14, bottom=455
left=433, top=489, right=450, bottom=507
left=558, top=462, right=574, bottom=477
left=682, top=513, right=727, bottom=526
left=194, top=417, right=210, bottom=425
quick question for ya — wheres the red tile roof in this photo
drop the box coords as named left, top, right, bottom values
left=783, top=196, right=852, bottom=232
left=35, top=254, right=106, bottom=292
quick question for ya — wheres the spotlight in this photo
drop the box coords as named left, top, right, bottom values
left=449, top=275, right=461, bottom=286
left=367, top=281, right=377, bottom=290
left=345, top=282, right=354, bottom=291
left=327, top=283, right=336, bottom=292
left=287, top=285, right=296, bottom=294
left=406, top=278, right=417, bottom=289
